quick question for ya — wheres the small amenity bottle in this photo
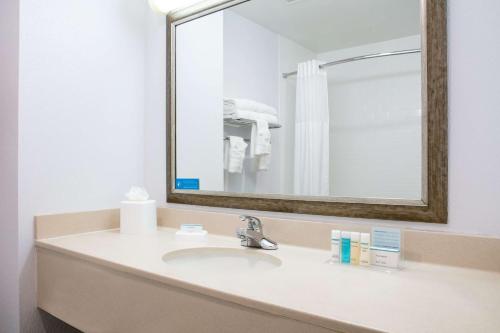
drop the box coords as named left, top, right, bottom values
left=341, top=231, right=351, bottom=264
left=331, top=230, right=341, bottom=263
left=350, top=232, right=360, bottom=265
left=360, top=233, right=371, bottom=266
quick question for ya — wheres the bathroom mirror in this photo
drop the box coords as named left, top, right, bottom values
left=167, top=0, right=447, bottom=223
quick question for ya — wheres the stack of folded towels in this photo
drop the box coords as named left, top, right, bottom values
left=223, top=98, right=279, bottom=127
left=224, top=98, right=278, bottom=172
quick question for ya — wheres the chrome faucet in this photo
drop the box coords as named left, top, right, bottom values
left=236, top=215, right=278, bottom=250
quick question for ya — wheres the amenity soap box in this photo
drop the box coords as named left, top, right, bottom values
left=175, top=224, right=208, bottom=241
left=370, top=247, right=400, bottom=269
left=120, top=187, right=157, bottom=235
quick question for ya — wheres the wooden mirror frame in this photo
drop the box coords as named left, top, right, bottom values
left=166, top=0, right=447, bottom=223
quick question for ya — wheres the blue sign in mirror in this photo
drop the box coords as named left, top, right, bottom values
left=175, top=178, right=200, bottom=190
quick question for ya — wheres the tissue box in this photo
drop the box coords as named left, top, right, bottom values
left=120, top=200, right=157, bottom=234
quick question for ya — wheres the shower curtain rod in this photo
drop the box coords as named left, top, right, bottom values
left=282, top=48, right=421, bottom=78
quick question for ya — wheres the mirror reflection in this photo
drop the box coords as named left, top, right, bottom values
left=175, top=0, right=423, bottom=200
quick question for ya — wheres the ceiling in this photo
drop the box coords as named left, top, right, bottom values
left=230, top=0, right=421, bottom=53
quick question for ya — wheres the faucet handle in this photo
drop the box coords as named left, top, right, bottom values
left=239, top=215, right=262, bottom=232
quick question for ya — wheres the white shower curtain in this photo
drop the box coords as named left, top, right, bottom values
left=293, top=60, right=330, bottom=196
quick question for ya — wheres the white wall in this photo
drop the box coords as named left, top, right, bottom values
left=176, top=12, right=224, bottom=191
left=223, top=11, right=279, bottom=110
left=17, top=0, right=148, bottom=331
left=144, top=7, right=167, bottom=204
left=157, top=1, right=500, bottom=237
left=0, top=0, right=20, bottom=331
left=446, top=0, right=500, bottom=237
left=318, top=36, right=422, bottom=199
left=223, top=11, right=281, bottom=194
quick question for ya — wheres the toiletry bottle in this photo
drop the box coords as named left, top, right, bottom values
left=350, top=232, right=360, bottom=265
left=341, top=231, right=351, bottom=264
left=331, top=230, right=341, bottom=263
left=360, top=233, right=371, bottom=266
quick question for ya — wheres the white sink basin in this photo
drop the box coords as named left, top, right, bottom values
left=162, top=247, right=282, bottom=271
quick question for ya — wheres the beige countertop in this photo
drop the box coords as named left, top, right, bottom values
left=36, top=228, right=500, bottom=333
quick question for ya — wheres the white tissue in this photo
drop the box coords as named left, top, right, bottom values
left=125, top=186, right=150, bottom=201
left=121, top=186, right=156, bottom=234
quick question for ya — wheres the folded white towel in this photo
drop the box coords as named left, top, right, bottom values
left=225, top=136, right=247, bottom=174
left=250, top=120, right=272, bottom=171
left=223, top=140, right=230, bottom=170
left=224, top=98, right=277, bottom=116
left=254, top=119, right=271, bottom=156
left=257, top=146, right=271, bottom=171
left=224, top=109, right=279, bottom=128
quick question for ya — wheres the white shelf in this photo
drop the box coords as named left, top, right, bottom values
left=224, top=117, right=281, bottom=129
